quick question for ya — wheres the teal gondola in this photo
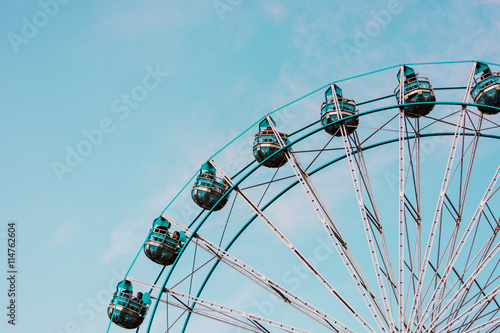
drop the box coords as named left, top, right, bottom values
left=470, top=62, right=500, bottom=115
left=253, top=116, right=290, bottom=168
left=107, top=280, right=151, bottom=329
left=394, top=65, right=436, bottom=118
left=191, top=162, right=230, bottom=211
left=144, top=216, right=186, bottom=266
left=321, top=84, right=358, bottom=136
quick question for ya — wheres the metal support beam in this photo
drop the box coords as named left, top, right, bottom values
left=164, top=215, right=357, bottom=333
left=208, top=159, right=376, bottom=333
left=409, top=61, right=479, bottom=332
left=263, top=118, right=390, bottom=332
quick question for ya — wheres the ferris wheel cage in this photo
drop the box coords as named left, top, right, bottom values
left=109, top=60, right=500, bottom=333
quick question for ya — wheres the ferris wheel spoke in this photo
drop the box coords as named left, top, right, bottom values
left=418, top=109, right=461, bottom=132
left=455, top=284, right=500, bottom=333
left=472, top=258, right=500, bottom=308
left=206, top=159, right=376, bottom=332
left=423, top=241, right=499, bottom=328
left=460, top=314, right=500, bottom=333
left=451, top=115, right=484, bottom=215
left=400, top=114, right=429, bottom=333
left=358, top=113, right=399, bottom=147
left=263, top=116, right=392, bottom=332
left=422, top=207, right=500, bottom=326
left=396, top=67, right=413, bottom=332
left=421, top=238, right=500, bottom=331
left=163, top=215, right=357, bottom=333
left=408, top=62, right=479, bottom=332
left=132, top=280, right=264, bottom=332
left=477, top=114, right=500, bottom=132
left=107, top=62, right=500, bottom=333
left=417, top=163, right=500, bottom=326
left=167, top=307, right=192, bottom=333
left=160, top=294, right=263, bottom=332
left=330, top=85, right=397, bottom=332
left=157, top=295, right=272, bottom=332
left=441, top=273, right=500, bottom=331
left=130, top=278, right=312, bottom=333
left=443, top=249, right=500, bottom=326
left=431, top=281, right=500, bottom=333
left=423, top=110, right=485, bottom=318
left=474, top=306, right=500, bottom=332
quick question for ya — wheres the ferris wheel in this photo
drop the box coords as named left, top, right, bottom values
left=106, top=60, right=500, bottom=333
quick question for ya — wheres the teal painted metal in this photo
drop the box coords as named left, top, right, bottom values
left=106, top=180, right=200, bottom=331
left=470, top=63, right=500, bottom=115
left=161, top=170, right=199, bottom=215
left=291, top=101, right=500, bottom=150
left=119, top=279, right=132, bottom=292
left=180, top=129, right=500, bottom=332
left=144, top=216, right=186, bottom=266
left=177, top=100, right=500, bottom=331
left=253, top=116, right=290, bottom=168
left=321, top=83, right=358, bottom=136
left=147, top=117, right=329, bottom=332
left=397, top=65, right=415, bottom=80
left=142, top=292, right=152, bottom=305
left=291, top=87, right=475, bottom=138
left=157, top=61, right=498, bottom=221
left=434, top=87, right=467, bottom=91
left=475, top=61, right=490, bottom=75
left=481, top=60, right=500, bottom=67
left=158, top=61, right=499, bottom=220
left=150, top=100, right=500, bottom=333
left=145, top=180, right=241, bottom=333
left=136, top=62, right=500, bottom=331
left=394, top=65, right=436, bottom=118
left=108, top=280, right=150, bottom=329
left=268, top=84, right=331, bottom=116
left=191, top=161, right=230, bottom=211
left=261, top=116, right=277, bottom=128
left=145, top=99, right=498, bottom=331
left=203, top=81, right=321, bottom=162
left=123, top=230, right=155, bottom=279
left=335, top=64, right=401, bottom=84
left=201, top=161, right=216, bottom=173
left=405, top=60, right=476, bottom=66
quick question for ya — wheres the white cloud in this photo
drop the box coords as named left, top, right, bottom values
left=51, top=220, right=78, bottom=247
left=261, top=0, right=289, bottom=21
left=475, top=0, right=500, bottom=3
left=91, top=0, right=213, bottom=40
left=100, top=226, right=141, bottom=264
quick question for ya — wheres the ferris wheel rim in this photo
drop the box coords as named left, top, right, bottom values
left=179, top=135, right=500, bottom=333
left=142, top=96, right=500, bottom=333
left=102, top=61, right=500, bottom=333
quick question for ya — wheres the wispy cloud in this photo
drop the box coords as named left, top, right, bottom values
left=475, top=0, right=500, bottom=4
left=91, top=0, right=212, bottom=40
left=261, top=0, right=289, bottom=21
left=100, top=227, right=139, bottom=264
left=51, top=220, right=78, bottom=247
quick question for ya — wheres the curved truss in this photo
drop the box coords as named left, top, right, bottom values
left=107, top=61, right=500, bottom=333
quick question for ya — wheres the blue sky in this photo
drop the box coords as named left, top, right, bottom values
left=1, top=1, right=500, bottom=333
